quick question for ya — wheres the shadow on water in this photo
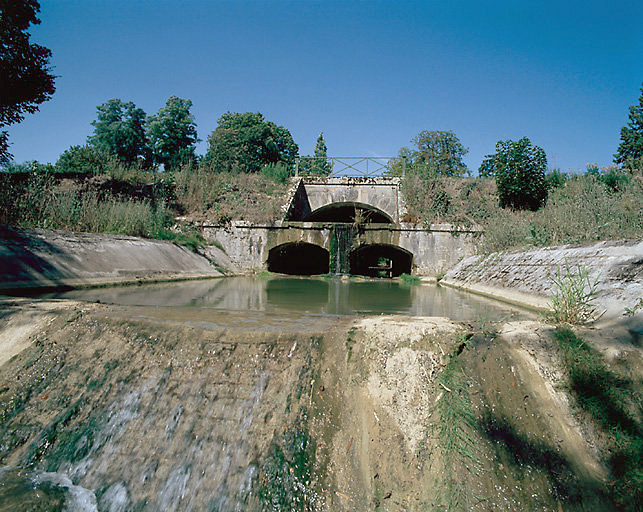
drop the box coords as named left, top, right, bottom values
left=479, top=412, right=612, bottom=510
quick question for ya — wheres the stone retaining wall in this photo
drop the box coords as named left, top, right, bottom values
left=0, top=226, right=221, bottom=292
left=443, top=240, right=642, bottom=316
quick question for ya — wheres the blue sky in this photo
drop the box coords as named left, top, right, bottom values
left=7, top=0, right=643, bottom=172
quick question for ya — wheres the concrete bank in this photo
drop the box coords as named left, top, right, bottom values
left=0, top=226, right=222, bottom=293
left=442, top=239, right=643, bottom=318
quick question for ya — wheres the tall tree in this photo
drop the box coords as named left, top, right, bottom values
left=206, top=112, right=298, bottom=173
left=147, top=96, right=198, bottom=171
left=0, top=0, right=56, bottom=162
left=481, top=137, right=548, bottom=210
left=312, top=132, right=331, bottom=175
left=389, top=130, right=468, bottom=178
left=88, top=99, right=148, bottom=165
left=299, top=132, right=332, bottom=176
left=411, top=130, right=468, bottom=177
left=614, top=83, right=643, bottom=169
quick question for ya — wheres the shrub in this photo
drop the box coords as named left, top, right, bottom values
left=262, top=161, right=292, bottom=183
left=544, top=169, right=567, bottom=190
left=585, top=163, right=632, bottom=193
left=55, top=145, right=109, bottom=174
left=481, top=137, right=548, bottom=210
left=400, top=174, right=453, bottom=225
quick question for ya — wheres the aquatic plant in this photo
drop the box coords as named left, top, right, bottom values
left=400, top=273, right=420, bottom=284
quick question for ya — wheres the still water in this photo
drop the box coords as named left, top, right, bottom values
left=48, top=276, right=531, bottom=322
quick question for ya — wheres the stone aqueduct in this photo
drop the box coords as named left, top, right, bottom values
left=202, top=177, right=482, bottom=277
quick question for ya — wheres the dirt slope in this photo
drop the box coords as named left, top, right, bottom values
left=0, top=298, right=630, bottom=511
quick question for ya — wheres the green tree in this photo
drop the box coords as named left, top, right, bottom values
left=298, top=132, right=332, bottom=176
left=55, top=145, right=109, bottom=174
left=614, top=83, right=643, bottom=170
left=147, top=96, right=198, bottom=171
left=389, top=130, right=468, bottom=178
left=0, top=0, right=56, bottom=162
left=481, top=137, right=548, bottom=210
left=88, top=99, right=148, bottom=165
left=205, top=112, right=298, bottom=173
left=411, top=130, right=468, bottom=176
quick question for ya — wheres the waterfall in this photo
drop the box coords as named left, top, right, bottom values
left=331, top=224, right=352, bottom=275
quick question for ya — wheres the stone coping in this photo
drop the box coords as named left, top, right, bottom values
left=201, top=220, right=484, bottom=233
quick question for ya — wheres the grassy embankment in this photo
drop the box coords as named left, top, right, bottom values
left=401, top=171, right=643, bottom=252
left=553, top=327, right=642, bottom=511
left=0, top=161, right=289, bottom=249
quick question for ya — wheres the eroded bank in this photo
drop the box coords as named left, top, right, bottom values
left=1, top=296, right=637, bottom=511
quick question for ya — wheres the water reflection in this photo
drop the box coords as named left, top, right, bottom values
left=49, top=276, right=531, bottom=322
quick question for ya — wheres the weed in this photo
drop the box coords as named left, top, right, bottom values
left=624, top=298, right=643, bottom=317
left=400, top=273, right=420, bottom=284
left=546, top=261, right=599, bottom=325
left=345, top=327, right=357, bottom=362
left=432, top=352, right=480, bottom=510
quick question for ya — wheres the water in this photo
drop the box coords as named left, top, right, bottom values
left=46, top=276, right=532, bottom=322
left=330, top=224, right=352, bottom=274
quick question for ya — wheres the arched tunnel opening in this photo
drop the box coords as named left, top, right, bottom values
left=267, top=243, right=330, bottom=275
left=304, top=202, right=392, bottom=224
left=349, top=244, right=413, bottom=278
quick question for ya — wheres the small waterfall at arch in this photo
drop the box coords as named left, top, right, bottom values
left=330, top=224, right=353, bottom=275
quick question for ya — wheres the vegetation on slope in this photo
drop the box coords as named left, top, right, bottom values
left=0, top=159, right=289, bottom=243
left=401, top=170, right=642, bottom=253
left=553, top=328, right=642, bottom=510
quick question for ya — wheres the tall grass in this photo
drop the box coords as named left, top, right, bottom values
left=546, top=261, right=599, bottom=325
left=0, top=171, right=173, bottom=239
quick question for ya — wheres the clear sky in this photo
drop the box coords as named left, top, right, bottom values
left=7, top=0, right=643, bottom=173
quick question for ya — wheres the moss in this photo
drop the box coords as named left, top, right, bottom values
left=258, top=419, right=317, bottom=511
left=22, top=399, right=87, bottom=467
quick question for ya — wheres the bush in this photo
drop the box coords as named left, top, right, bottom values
left=55, top=145, right=109, bottom=174
left=545, top=169, right=568, bottom=190
left=585, top=164, right=632, bottom=193
left=481, top=137, right=548, bottom=210
left=400, top=174, right=453, bottom=225
left=262, top=162, right=292, bottom=183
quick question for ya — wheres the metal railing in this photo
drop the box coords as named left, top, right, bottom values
left=294, top=156, right=397, bottom=177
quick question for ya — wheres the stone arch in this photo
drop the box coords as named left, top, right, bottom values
left=303, top=202, right=393, bottom=223
left=349, top=244, right=413, bottom=277
left=267, top=242, right=329, bottom=275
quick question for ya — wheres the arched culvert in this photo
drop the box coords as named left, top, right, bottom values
left=304, top=202, right=393, bottom=224
left=267, top=243, right=329, bottom=275
left=349, top=244, right=413, bottom=278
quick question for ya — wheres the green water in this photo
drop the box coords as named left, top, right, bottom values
left=49, top=276, right=531, bottom=322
